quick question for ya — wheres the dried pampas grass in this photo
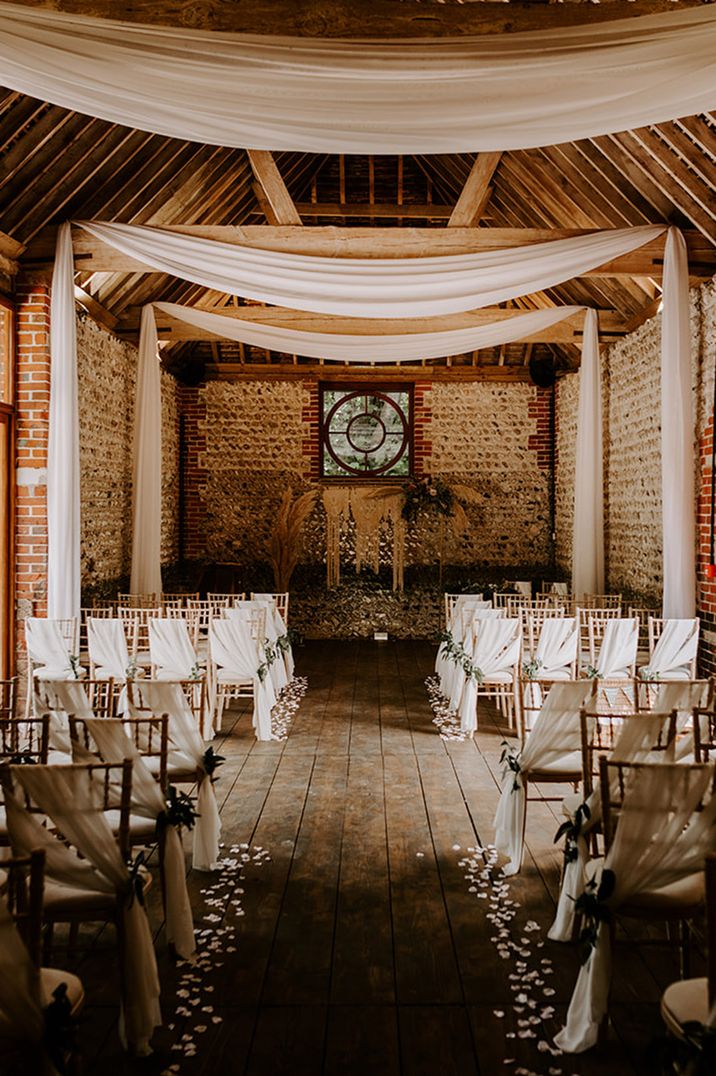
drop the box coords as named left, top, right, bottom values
left=267, top=489, right=318, bottom=591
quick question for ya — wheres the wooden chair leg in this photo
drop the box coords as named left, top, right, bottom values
left=679, top=919, right=691, bottom=978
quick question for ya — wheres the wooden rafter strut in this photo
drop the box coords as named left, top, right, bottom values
left=246, top=150, right=302, bottom=226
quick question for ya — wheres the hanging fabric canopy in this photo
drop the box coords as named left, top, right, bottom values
left=77, top=220, right=664, bottom=319
left=661, top=228, right=696, bottom=618
left=153, top=301, right=586, bottom=364
left=571, top=309, right=604, bottom=600
left=47, top=222, right=80, bottom=623
left=1, top=4, right=715, bottom=152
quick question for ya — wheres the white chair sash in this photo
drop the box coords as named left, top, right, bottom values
left=641, top=618, right=700, bottom=680
left=83, top=718, right=195, bottom=959
left=225, top=604, right=288, bottom=694
left=459, top=618, right=522, bottom=732
left=148, top=618, right=198, bottom=679
left=533, top=618, right=578, bottom=678
left=88, top=618, right=130, bottom=679
left=128, top=680, right=221, bottom=872
left=494, top=681, right=593, bottom=875
left=25, top=618, right=74, bottom=679
left=6, top=767, right=161, bottom=1055
left=555, top=763, right=716, bottom=1053
left=34, top=678, right=94, bottom=755
left=209, top=618, right=276, bottom=741
left=593, top=618, right=639, bottom=679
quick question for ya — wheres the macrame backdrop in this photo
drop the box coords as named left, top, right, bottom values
left=1, top=4, right=715, bottom=152
left=322, top=487, right=405, bottom=591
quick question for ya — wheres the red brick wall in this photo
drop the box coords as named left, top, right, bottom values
left=14, top=283, right=50, bottom=676
left=413, top=382, right=433, bottom=477
left=697, top=411, right=716, bottom=677
left=528, top=385, right=554, bottom=471
left=178, top=385, right=207, bottom=561
left=301, top=381, right=319, bottom=480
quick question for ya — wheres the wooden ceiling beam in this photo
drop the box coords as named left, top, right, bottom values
left=117, top=303, right=626, bottom=342
left=293, top=203, right=453, bottom=219
left=204, top=362, right=533, bottom=383
left=0, top=230, right=24, bottom=277
left=22, top=225, right=715, bottom=279
left=4, top=1, right=704, bottom=36
left=246, top=149, right=302, bottom=226
left=448, top=152, right=502, bottom=228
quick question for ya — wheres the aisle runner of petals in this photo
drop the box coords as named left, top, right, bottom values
left=457, top=844, right=574, bottom=1076
left=271, top=675, right=308, bottom=740
left=160, top=841, right=272, bottom=1074
left=425, top=674, right=467, bottom=742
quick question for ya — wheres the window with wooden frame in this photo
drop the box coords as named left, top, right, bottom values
left=0, top=297, right=14, bottom=679
left=320, top=383, right=413, bottom=480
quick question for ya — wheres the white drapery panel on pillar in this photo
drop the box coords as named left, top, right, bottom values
left=1, top=4, right=715, bottom=152
left=130, top=305, right=163, bottom=597
left=78, top=221, right=663, bottom=319
left=48, top=222, right=80, bottom=622
left=153, top=302, right=586, bottom=364
left=572, top=309, right=604, bottom=600
left=661, top=227, right=696, bottom=619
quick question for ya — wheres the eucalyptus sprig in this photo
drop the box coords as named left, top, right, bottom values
left=522, top=658, right=542, bottom=681
left=554, top=801, right=591, bottom=865
left=202, top=745, right=225, bottom=778
left=257, top=661, right=269, bottom=683
left=500, top=739, right=522, bottom=792
left=585, top=665, right=602, bottom=680
left=574, top=868, right=615, bottom=965
left=69, top=654, right=82, bottom=679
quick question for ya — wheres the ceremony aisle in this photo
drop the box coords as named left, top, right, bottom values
left=75, top=641, right=684, bottom=1075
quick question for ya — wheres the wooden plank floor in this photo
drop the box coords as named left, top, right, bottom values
left=73, top=640, right=689, bottom=1075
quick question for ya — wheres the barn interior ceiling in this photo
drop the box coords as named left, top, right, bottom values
left=1, top=0, right=715, bottom=380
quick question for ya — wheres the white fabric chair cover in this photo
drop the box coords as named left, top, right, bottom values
left=128, top=680, right=221, bottom=872
left=494, top=681, right=594, bottom=875
left=25, top=618, right=74, bottom=679
left=446, top=608, right=510, bottom=714
left=550, top=582, right=570, bottom=597
left=6, top=767, right=161, bottom=1055
left=533, top=617, right=578, bottom=678
left=225, top=604, right=288, bottom=694
left=88, top=618, right=130, bottom=679
left=548, top=709, right=683, bottom=942
left=555, top=763, right=716, bottom=1053
left=148, top=618, right=198, bottom=679
left=641, top=619, right=700, bottom=680
left=82, top=718, right=195, bottom=958
left=210, top=618, right=276, bottom=741
left=0, top=898, right=53, bottom=1074
left=436, top=599, right=492, bottom=693
left=459, top=618, right=522, bottom=732
left=253, top=596, right=295, bottom=680
left=514, top=581, right=532, bottom=597
left=593, top=618, right=639, bottom=679
left=34, top=678, right=93, bottom=757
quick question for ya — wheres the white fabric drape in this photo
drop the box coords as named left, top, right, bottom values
left=87, top=619, right=130, bottom=680
left=226, top=603, right=288, bottom=695
left=148, top=619, right=198, bottom=680
left=594, top=618, right=639, bottom=679
left=47, top=222, right=80, bottom=623
left=252, top=595, right=294, bottom=680
left=0, top=899, right=55, bottom=1076
left=533, top=618, right=579, bottom=679
left=25, top=619, right=75, bottom=680
left=82, top=222, right=662, bottom=320
left=130, top=306, right=162, bottom=596
left=555, top=763, right=716, bottom=1053
left=82, top=718, right=195, bottom=959
left=494, top=681, right=594, bottom=876
left=6, top=767, right=162, bottom=1054
left=572, top=309, right=604, bottom=600
left=661, top=228, right=696, bottom=619
left=641, top=619, right=700, bottom=680
left=128, top=680, right=221, bottom=872
left=459, top=619, right=522, bottom=733
left=153, top=301, right=585, bottom=363
left=1, top=5, right=715, bottom=152
left=209, top=618, right=276, bottom=741
left=446, top=607, right=505, bottom=713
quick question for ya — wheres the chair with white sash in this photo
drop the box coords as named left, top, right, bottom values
left=519, top=617, right=579, bottom=737
left=226, top=601, right=288, bottom=693
left=584, top=617, right=639, bottom=714
left=24, top=618, right=80, bottom=720
left=443, top=592, right=483, bottom=630
left=642, top=618, right=700, bottom=681
left=87, top=618, right=132, bottom=682
left=554, top=761, right=716, bottom=1054
left=252, top=592, right=289, bottom=624
left=209, top=617, right=276, bottom=740
left=148, top=618, right=210, bottom=735
left=443, top=606, right=504, bottom=712
left=457, top=617, right=522, bottom=735
left=251, top=593, right=294, bottom=680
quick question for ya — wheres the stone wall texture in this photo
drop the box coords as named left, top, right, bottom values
left=187, top=378, right=554, bottom=575
left=76, top=313, right=179, bottom=598
left=555, top=278, right=716, bottom=619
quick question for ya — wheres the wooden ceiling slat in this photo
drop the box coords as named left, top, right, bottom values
left=675, top=114, right=716, bottom=164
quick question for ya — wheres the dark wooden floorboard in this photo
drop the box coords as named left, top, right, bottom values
left=69, top=640, right=690, bottom=1075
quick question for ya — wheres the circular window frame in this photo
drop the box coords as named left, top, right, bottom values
left=321, top=387, right=412, bottom=479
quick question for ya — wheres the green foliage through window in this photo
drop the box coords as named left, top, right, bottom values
left=320, top=385, right=412, bottom=478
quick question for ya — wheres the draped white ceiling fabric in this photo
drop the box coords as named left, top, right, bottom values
left=571, top=309, right=605, bottom=600
left=130, top=305, right=163, bottom=596
left=153, top=301, right=585, bottom=364
left=48, top=222, right=80, bottom=623
left=661, top=227, right=696, bottom=619
left=77, top=220, right=664, bottom=319
left=1, top=4, right=715, bottom=152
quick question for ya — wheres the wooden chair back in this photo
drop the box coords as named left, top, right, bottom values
left=694, top=706, right=716, bottom=764
left=187, top=597, right=230, bottom=636
left=580, top=608, right=627, bottom=668
left=581, top=593, right=622, bottom=610
left=251, top=592, right=289, bottom=622
left=580, top=708, right=677, bottom=799
left=117, top=593, right=160, bottom=609
left=0, top=848, right=45, bottom=968
left=80, top=606, right=114, bottom=657
left=628, top=606, right=660, bottom=653
left=0, top=714, right=50, bottom=763
left=0, top=678, right=16, bottom=721
left=69, top=715, right=169, bottom=793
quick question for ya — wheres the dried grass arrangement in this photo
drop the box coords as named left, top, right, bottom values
left=268, top=489, right=319, bottom=591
